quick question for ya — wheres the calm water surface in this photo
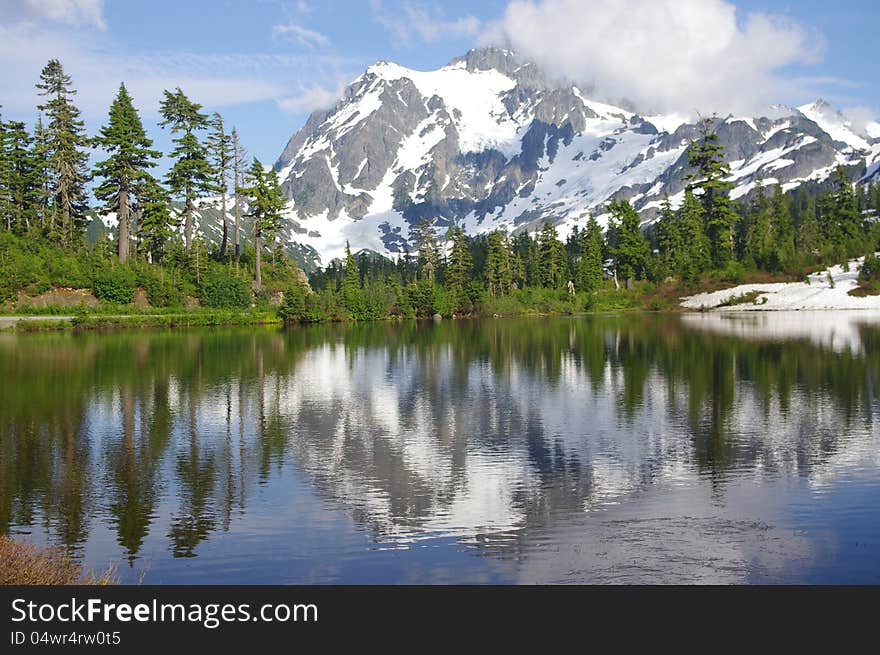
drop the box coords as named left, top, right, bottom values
left=2, top=313, right=879, bottom=584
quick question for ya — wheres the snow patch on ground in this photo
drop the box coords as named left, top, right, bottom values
left=681, top=256, right=880, bottom=311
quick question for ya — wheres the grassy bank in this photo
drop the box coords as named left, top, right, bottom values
left=5, top=310, right=282, bottom=332
left=0, top=536, right=117, bottom=585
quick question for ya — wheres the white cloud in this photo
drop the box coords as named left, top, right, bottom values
left=0, top=20, right=353, bottom=122
left=372, top=0, right=480, bottom=46
left=482, top=0, right=827, bottom=116
left=272, top=21, right=330, bottom=48
left=278, top=80, right=348, bottom=114
left=0, top=0, right=106, bottom=30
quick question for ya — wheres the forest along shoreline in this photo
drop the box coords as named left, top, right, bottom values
left=4, top=254, right=880, bottom=334
left=2, top=60, right=880, bottom=333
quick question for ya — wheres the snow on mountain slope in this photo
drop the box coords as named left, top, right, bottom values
left=798, top=100, right=872, bottom=151
left=271, top=48, right=877, bottom=265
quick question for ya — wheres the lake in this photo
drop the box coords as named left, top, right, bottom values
left=1, top=313, right=879, bottom=584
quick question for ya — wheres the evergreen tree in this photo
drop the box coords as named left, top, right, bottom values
left=607, top=199, right=649, bottom=284
left=207, top=113, right=233, bottom=258
left=231, top=127, right=248, bottom=260
left=137, top=175, right=175, bottom=263
left=655, top=194, right=682, bottom=273
left=2, top=120, right=38, bottom=234
left=413, top=220, right=440, bottom=284
left=821, top=166, right=863, bottom=258
left=341, top=240, right=362, bottom=312
left=0, top=112, right=9, bottom=230
left=92, top=84, right=161, bottom=262
left=743, top=179, right=772, bottom=267
left=679, top=188, right=711, bottom=282
left=447, top=228, right=473, bottom=290
left=538, top=221, right=565, bottom=288
left=769, top=184, right=796, bottom=271
left=159, top=88, right=212, bottom=253
left=686, top=116, right=737, bottom=266
left=576, top=215, right=604, bottom=292
left=242, top=158, right=286, bottom=291
left=485, top=230, right=512, bottom=296
left=36, top=59, right=90, bottom=246
left=31, top=116, right=52, bottom=231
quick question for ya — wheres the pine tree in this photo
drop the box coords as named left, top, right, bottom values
left=822, top=166, right=863, bottom=257
left=0, top=112, right=10, bottom=230
left=413, top=220, right=440, bottom=284
left=3, top=120, right=39, bottom=234
left=686, top=116, right=737, bottom=267
left=447, top=228, right=473, bottom=288
left=92, top=84, right=162, bottom=263
left=137, top=174, right=175, bottom=263
left=679, top=188, right=711, bottom=282
left=485, top=230, right=512, bottom=297
left=538, top=221, right=565, bottom=288
left=341, top=241, right=362, bottom=313
left=35, top=59, right=90, bottom=246
left=743, top=179, right=772, bottom=267
left=207, top=113, right=233, bottom=258
left=242, top=158, right=286, bottom=291
left=607, top=199, right=648, bottom=284
left=655, top=194, right=682, bottom=273
left=769, top=184, right=795, bottom=271
left=231, top=127, right=248, bottom=260
left=159, top=88, right=213, bottom=253
left=31, top=116, right=52, bottom=231
left=576, top=215, right=604, bottom=292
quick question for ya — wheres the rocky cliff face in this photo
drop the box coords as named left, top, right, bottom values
left=272, top=47, right=879, bottom=265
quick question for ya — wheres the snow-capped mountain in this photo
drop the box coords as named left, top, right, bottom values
left=273, top=47, right=878, bottom=264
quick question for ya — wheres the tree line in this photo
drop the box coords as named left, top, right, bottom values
left=0, top=58, right=292, bottom=308
left=299, top=118, right=879, bottom=321
left=2, top=61, right=879, bottom=319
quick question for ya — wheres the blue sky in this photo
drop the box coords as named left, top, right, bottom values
left=0, top=0, right=876, bottom=172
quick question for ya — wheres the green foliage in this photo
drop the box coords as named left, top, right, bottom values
left=607, top=199, right=649, bottom=282
left=199, top=269, right=251, bottom=308
left=278, top=280, right=309, bottom=322
left=35, top=59, right=90, bottom=246
left=92, top=266, right=137, bottom=304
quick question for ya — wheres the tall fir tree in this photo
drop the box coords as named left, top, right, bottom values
left=413, top=220, right=440, bottom=284
left=30, top=115, right=52, bottom=231
left=485, top=230, right=512, bottom=297
left=341, top=241, right=362, bottom=313
left=576, top=215, right=604, bottom=292
left=447, top=227, right=474, bottom=309
left=231, top=127, right=248, bottom=260
left=136, top=174, right=175, bottom=263
left=242, top=158, right=286, bottom=291
left=92, top=84, right=161, bottom=262
left=607, top=199, right=649, bottom=284
left=0, top=111, right=9, bottom=230
left=158, top=88, right=212, bottom=253
left=679, top=188, right=711, bottom=282
left=538, top=221, right=565, bottom=288
left=2, top=120, right=38, bottom=234
left=36, top=59, right=90, bottom=246
left=207, top=113, right=233, bottom=258
left=686, top=116, right=737, bottom=267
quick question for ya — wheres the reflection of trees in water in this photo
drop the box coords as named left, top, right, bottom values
left=0, top=317, right=878, bottom=560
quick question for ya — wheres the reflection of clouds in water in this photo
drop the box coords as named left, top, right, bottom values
left=5, top=317, right=880, bottom=583
left=268, top=328, right=877, bottom=585
left=681, top=311, right=880, bottom=354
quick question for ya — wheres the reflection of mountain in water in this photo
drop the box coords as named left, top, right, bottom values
left=0, top=315, right=879, bottom=581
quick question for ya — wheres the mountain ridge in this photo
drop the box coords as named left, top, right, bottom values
left=272, top=47, right=878, bottom=265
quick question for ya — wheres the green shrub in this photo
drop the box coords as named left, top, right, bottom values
left=199, top=272, right=251, bottom=309
left=278, top=281, right=308, bottom=322
left=92, top=267, right=137, bottom=304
